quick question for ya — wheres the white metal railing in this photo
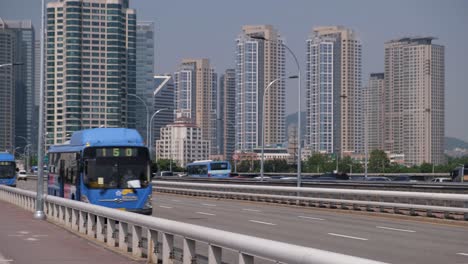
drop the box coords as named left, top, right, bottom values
left=0, top=185, right=385, bottom=264
left=153, top=181, right=468, bottom=221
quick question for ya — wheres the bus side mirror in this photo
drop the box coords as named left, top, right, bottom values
left=16, top=168, right=19, bottom=172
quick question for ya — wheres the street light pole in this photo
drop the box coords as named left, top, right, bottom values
left=149, top=108, right=168, bottom=159
left=127, top=93, right=149, bottom=147
left=250, top=35, right=302, bottom=187
left=260, top=76, right=298, bottom=181
left=34, top=0, right=46, bottom=220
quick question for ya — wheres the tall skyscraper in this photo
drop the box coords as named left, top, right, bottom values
left=136, top=21, right=154, bottom=139
left=33, top=39, right=41, bottom=153
left=305, top=26, right=362, bottom=156
left=45, top=0, right=136, bottom=146
left=235, top=25, right=286, bottom=151
left=0, top=19, right=35, bottom=154
left=173, top=59, right=217, bottom=155
left=0, top=19, right=16, bottom=152
left=152, top=74, right=174, bottom=147
left=364, top=73, right=385, bottom=152
left=384, top=37, right=445, bottom=165
left=219, top=69, right=236, bottom=160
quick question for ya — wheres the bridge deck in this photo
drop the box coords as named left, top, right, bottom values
left=0, top=201, right=143, bottom=264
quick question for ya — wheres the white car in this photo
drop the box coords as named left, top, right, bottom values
left=17, top=170, right=28, bottom=181
left=431, top=177, right=451, bottom=183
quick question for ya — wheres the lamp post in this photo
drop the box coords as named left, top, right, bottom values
left=250, top=35, right=302, bottom=187
left=34, top=0, right=46, bottom=220
left=260, top=76, right=298, bottom=181
left=127, top=93, right=149, bottom=147
left=149, top=108, right=168, bottom=159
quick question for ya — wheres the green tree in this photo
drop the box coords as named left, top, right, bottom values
left=368, top=149, right=390, bottom=173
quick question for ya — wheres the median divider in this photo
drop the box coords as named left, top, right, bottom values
left=153, top=181, right=468, bottom=221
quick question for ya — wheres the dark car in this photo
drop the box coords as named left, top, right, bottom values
left=366, top=176, right=391, bottom=182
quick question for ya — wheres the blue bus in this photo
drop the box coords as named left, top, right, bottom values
left=0, top=152, right=17, bottom=187
left=47, top=128, right=153, bottom=215
left=186, top=160, right=231, bottom=178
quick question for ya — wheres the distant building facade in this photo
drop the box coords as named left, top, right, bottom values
left=173, top=59, right=217, bottom=155
left=155, top=117, right=210, bottom=167
left=45, top=0, right=136, bottom=146
left=235, top=25, right=286, bottom=152
left=136, top=21, right=155, bottom=139
left=305, top=26, right=362, bottom=156
left=152, top=74, right=174, bottom=146
left=0, top=19, right=35, bottom=154
left=219, top=69, right=236, bottom=160
left=364, top=73, right=385, bottom=152
left=384, top=37, right=445, bottom=165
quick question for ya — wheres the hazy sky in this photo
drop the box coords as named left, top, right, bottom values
left=1, top=0, right=468, bottom=141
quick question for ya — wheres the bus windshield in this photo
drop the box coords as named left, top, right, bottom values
left=0, top=162, right=15, bottom=179
left=83, top=147, right=150, bottom=189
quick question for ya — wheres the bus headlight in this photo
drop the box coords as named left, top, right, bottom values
left=143, top=195, right=152, bottom=209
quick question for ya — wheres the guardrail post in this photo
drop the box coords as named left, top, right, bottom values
left=119, top=222, right=129, bottom=253
left=162, top=232, right=174, bottom=264
left=65, top=208, right=72, bottom=228
left=208, top=244, right=222, bottom=264
left=107, top=219, right=116, bottom=247
left=79, top=211, right=86, bottom=234
left=87, top=213, right=96, bottom=238
left=71, top=209, right=78, bottom=231
left=96, top=216, right=105, bottom=242
left=147, top=230, right=159, bottom=263
left=59, top=205, right=65, bottom=224
left=132, top=225, right=143, bottom=258
left=183, top=238, right=196, bottom=264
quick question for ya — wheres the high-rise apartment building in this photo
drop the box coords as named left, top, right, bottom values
left=384, top=37, right=445, bottom=165
left=173, top=59, right=217, bottom=155
left=364, top=73, right=385, bottom=152
left=136, top=21, right=154, bottom=139
left=219, top=69, right=236, bottom=160
left=45, top=0, right=136, bottom=146
left=152, top=74, right=174, bottom=147
left=235, top=25, right=286, bottom=151
left=0, top=19, right=35, bottom=154
left=305, top=26, right=362, bottom=156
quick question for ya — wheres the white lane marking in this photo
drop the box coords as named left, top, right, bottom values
left=171, top=199, right=180, bottom=202
left=18, top=231, right=29, bottom=234
left=298, top=216, right=325, bottom=221
left=249, top=220, right=276, bottom=226
left=25, top=238, right=38, bottom=241
left=242, top=208, right=261, bottom=212
left=159, top=206, right=173, bottom=209
left=376, top=226, right=416, bottom=233
left=32, top=235, right=48, bottom=237
left=201, top=203, right=217, bottom=207
left=328, top=233, right=368, bottom=241
left=8, top=235, right=24, bottom=237
left=457, top=253, right=468, bottom=256
left=196, top=212, right=215, bottom=216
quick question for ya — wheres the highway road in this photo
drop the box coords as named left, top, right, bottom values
left=149, top=193, right=468, bottom=264
left=18, top=179, right=468, bottom=264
